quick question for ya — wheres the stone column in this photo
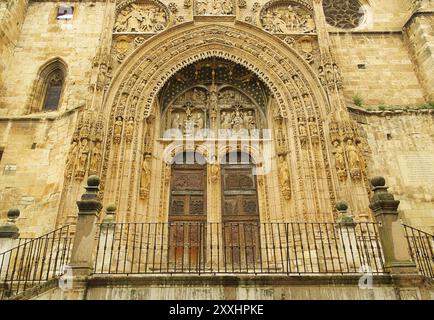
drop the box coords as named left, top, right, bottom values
left=69, top=176, right=102, bottom=277
left=368, top=177, right=417, bottom=274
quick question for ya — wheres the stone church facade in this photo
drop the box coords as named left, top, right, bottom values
left=0, top=0, right=433, bottom=300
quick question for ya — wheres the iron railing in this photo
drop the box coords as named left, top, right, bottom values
left=94, top=222, right=384, bottom=275
left=0, top=225, right=72, bottom=299
left=403, top=224, right=434, bottom=279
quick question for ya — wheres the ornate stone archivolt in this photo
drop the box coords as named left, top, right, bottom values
left=113, top=0, right=169, bottom=33
left=100, top=23, right=338, bottom=218
left=260, top=0, right=315, bottom=34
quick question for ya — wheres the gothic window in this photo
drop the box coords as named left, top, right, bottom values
left=322, top=0, right=364, bottom=29
left=43, top=71, right=64, bottom=111
left=27, top=58, right=67, bottom=114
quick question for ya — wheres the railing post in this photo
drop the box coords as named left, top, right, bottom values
left=368, top=176, right=417, bottom=274
left=95, top=204, right=116, bottom=273
left=69, top=176, right=102, bottom=277
left=0, top=209, right=20, bottom=254
left=335, top=201, right=360, bottom=271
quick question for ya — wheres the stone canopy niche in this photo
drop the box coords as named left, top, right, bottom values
left=113, top=0, right=169, bottom=34
left=260, top=0, right=315, bottom=34
left=159, top=58, right=269, bottom=138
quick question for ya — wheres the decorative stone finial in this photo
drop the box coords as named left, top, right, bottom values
left=87, top=175, right=100, bottom=187
left=0, top=208, right=20, bottom=239
left=335, top=201, right=355, bottom=226
left=103, top=204, right=116, bottom=224
left=7, top=208, right=20, bottom=222
left=371, top=176, right=386, bottom=188
left=335, top=201, right=348, bottom=213
left=369, top=176, right=399, bottom=215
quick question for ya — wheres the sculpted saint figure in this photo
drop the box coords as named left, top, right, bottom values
left=76, top=139, right=89, bottom=178
left=140, top=155, right=152, bottom=198
left=346, top=139, right=360, bottom=170
left=221, top=111, right=232, bottom=130
left=278, top=155, right=291, bottom=199
left=114, top=9, right=129, bottom=32
left=332, top=140, right=346, bottom=180
left=90, top=141, right=102, bottom=173
left=65, top=141, right=78, bottom=179
left=231, top=109, right=244, bottom=132
left=114, top=116, right=123, bottom=142
left=125, top=117, right=134, bottom=142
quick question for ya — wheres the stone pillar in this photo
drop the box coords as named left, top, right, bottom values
left=69, top=176, right=102, bottom=277
left=95, top=204, right=116, bottom=273
left=335, top=201, right=360, bottom=271
left=0, top=208, right=20, bottom=254
left=368, top=177, right=417, bottom=274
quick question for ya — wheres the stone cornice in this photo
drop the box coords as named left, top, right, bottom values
left=347, top=105, right=434, bottom=117
left=403, top=10, right=434, bottom=30
left=0, top=104, right=82, bottom=122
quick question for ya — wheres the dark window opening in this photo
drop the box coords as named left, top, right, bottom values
left=43, top=72, right=63, bottom=111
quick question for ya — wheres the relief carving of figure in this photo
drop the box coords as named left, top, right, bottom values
left=125, top=117, right=135, bottom=142
left=332, top=140, right=347, bottom=181
left=89, top=141, right=102, bottom=174
left=65, top=141, right=78, bottom=179
left=171, top=113, right=181, bottom=131
left=126, top=5, right=144, bottom=32
left=278, top=155, right=291, bottom=200
left=196, top=0, right=209, bottom=14
left=221, top=111, right=232, bottom=130
left=75, top=139, right=90, bottom=179
left=114, top=116, right=123, bottom=143
left=260, top=4, right=315, bottom=34
left=231, top=109, right=244, bottom=132
left=210, top=156, right=219, bottom=183
left=243, top=110, right=255, bottom=130
left=346, top=138, right=361, bottom=179
left=140, top=155, right=152, bottom=199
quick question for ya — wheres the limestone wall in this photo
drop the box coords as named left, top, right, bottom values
left=331, top=33, right=426, bottom=106
left=0, top=113, right=77, bottom=237
left=0, top=1, right=106, bottom=116
left=353, top=109, right=434, bottom=233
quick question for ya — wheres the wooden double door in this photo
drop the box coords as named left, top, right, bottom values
left=168, top=152, right=260, bottom=270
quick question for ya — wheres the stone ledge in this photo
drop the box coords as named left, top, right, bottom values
left=87, top=273, right=432, bottom=287
left=347, top=105, right=434, bottom=117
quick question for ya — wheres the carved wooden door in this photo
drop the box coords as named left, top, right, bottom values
left=221, top=152, right=260, bottom=270
left=168, top=154, right=206, bottom=271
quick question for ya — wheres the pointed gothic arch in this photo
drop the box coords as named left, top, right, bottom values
left=27, top=57, right=68, bottom=114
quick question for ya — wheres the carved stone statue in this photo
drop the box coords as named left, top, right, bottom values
left=65, top=141, right=78, bottom=179
left=210, top=156, right=219, bottom=183
left=346, top=138, right=361, bottom=179
left=140, top=155, right=152, bottom=199
left=114, top=116, right=123, bottom=143
left=332, top=140, right=347, bottom=181
left=125, top=117, right=134, bottom=142
left=75, top=138, right=89, bottom=179
left=89, top=141, right=102, bottom=174
left=278, top=155, right=291, bottom=200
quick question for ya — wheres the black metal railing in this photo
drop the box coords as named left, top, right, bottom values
left=403, top=224, right=434, bottom=279
left=94, top=222, right=384, bottom=275
left=0, top=225, right=72, bottom=299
